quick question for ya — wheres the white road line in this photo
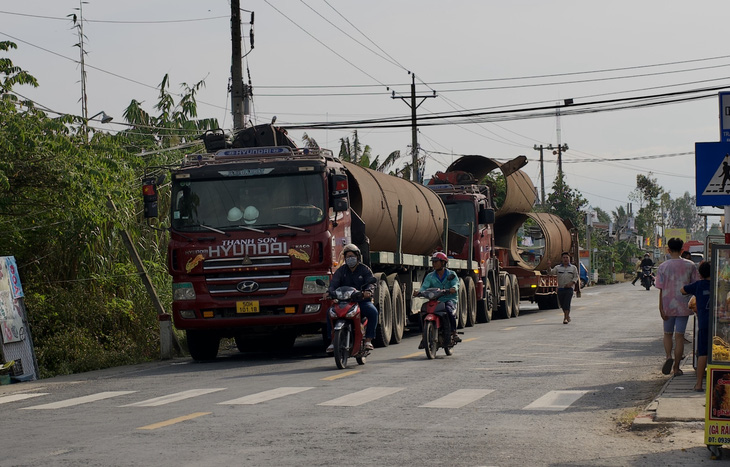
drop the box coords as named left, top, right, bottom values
left=522, top=390, right=588, bottom=411
left=317, top=387, right=405, bottom=407
left=0, top=393, right=49, bottom=405
left=219, top=387, right=314, bottom=405
left=22, top=391, right=137, bottom=410
left=121, top=388, right=226, bottom=407
left=419, top=389, right=495, bottom=408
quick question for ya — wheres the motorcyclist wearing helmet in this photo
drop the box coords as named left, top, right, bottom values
left=414, top=251, right=461, bottom=345
left=325, top=244, right=378, bottom=353
left=632, top=253, right=654, bottom=286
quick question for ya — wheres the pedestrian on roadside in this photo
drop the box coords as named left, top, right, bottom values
left=655, top=238, right=701, bottom=377
left=548, top=252, right=579, bottom=324
left=681, top=261, right=711, bottom=392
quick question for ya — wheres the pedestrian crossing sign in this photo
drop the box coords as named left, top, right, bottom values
left=695, top=142, right=730, bottom=206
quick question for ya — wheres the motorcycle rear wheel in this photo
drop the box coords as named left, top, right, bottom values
left=333, top=325, right=352, bottom=369
left=423, top=321, right=438, bottom=359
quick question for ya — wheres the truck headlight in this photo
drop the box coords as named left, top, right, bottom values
left=302, top=276, right=329, bottom=294
left=173, top=282, right=196, bottom=300
left=304, top=304, right=321, bottom=314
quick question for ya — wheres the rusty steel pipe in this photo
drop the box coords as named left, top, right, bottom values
left=494, top=212, right=573, bottom=271
left=344, top=162, right=446, bottom=255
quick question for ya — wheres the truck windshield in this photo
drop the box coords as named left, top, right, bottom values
left=171, top=173, right=326, bottom=231
left=445, top=201, right=476, bottom=237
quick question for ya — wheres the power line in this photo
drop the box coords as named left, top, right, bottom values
left=0, top=10, right=229, bottom=24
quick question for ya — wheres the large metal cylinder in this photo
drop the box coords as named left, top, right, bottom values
left=445, top=155, right=537, bottom=215
left=494, top=212, right=573, bottom=271
left=344, top=162, right=446, bottom=255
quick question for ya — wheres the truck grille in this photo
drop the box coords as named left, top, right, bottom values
left=203, top=255, right=291, bottom=299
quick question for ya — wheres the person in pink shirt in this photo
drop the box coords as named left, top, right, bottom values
left=654, top=237, right=701, bottom=377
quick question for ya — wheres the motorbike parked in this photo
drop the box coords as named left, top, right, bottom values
left=317, top=277, right=377, bottom=369
left=415, top=273, right=460, bottom=359
left=640, top=265, right=655, bottom=290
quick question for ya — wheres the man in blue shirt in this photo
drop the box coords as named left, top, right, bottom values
left=681, top=261, right=711, bottom=391
left=414, top=251, right=460, bottom=344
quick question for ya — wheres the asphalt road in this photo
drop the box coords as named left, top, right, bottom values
left=0, top=282, right=714, bottom=466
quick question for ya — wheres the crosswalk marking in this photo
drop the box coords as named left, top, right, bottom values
left=219, top=387, right=313, bottom=405
left=137, top=412, right=210, bottom=430
left=419, top=389, right=494, bottom=408
left=121, top=388, right=226, bottom=407
left=0, top=393, right=49, bottom=405
left=22, top=391, right=137, bottom=410
left=522, top=390, right=588, bottom=411
left=317, top=387, right=405, bottom=407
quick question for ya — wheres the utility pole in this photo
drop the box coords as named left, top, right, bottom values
left=230, top=0, right=245, bottom=132
left=545, top=143, right=568, bottom=179
left=392, top=72, right=436, bottom=183
left=533, top=144, right=546, bottom=204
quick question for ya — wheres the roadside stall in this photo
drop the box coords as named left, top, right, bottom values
left=705, top=245, right=730, bottom=458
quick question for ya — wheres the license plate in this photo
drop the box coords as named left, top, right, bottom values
left=236, top=301, right=259, bottom=314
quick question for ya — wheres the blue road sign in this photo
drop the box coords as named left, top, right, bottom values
left=721, top=92, right=730, bottom=143
left=696, top=142, right=730, bottom=206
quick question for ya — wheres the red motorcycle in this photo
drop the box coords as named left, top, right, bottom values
left=318, top=277, right=377, bottom=369
left=416, top=274, right=460, bottom=359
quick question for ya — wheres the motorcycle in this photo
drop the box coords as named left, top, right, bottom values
left=415, top=273, right=460, bottom=359
left=317, top=277, right=377, bottom=369
left=640, top=265, right=655, bottom=290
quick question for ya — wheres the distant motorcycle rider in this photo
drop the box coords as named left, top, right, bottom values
left=632, top=253, right=654, bottom=286
left=414, top=251, right=461, bottom=346
left=325, top=244, right=378, bottom=353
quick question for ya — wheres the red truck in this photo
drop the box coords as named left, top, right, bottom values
left=145, top=124, right=506, bottom=360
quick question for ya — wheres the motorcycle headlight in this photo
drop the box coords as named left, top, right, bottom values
left=345, top=305, right=359, bottom=318
left=329, top=308, right=337, bottom=319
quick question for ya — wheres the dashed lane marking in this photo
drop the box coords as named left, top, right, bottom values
left=317, top=387, right=405, bottom=407
left=522, top=390, right=588, bottom=411
left=22, top=391, right=137, bottom=410
left=398, top=352, right=423, bottom=359
left=137, top=412, right=210, bottom=430
left=121, top=388, right=226, bottom=407
left=0, top=393, right=49, bottom=405
left=503, top=326, right=517, bottom=331
left=321, top=370, right=360, bottom=381
left=219, top=387, right=314, bottom=405
left=419, top=389, right=495, bottom=408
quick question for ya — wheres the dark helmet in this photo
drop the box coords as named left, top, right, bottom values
left=431, top=251, right=448, bottom=265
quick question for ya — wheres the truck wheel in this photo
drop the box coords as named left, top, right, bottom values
left=498, top=275, right=513, bottom=319
left=456, top=279, right=467, bottom=328
left=465, top=277, right=477, bottom=327
left=186, top=330, right=220, bottom=361
left=510, top=274, right=520, bottom=318
left=476, top=278, right=494, bottom=323
left=389, top=279, right=405, bottom=344
left=373, top=278, right=392, bottom=347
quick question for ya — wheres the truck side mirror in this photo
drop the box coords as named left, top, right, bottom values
left=332, top=197, right=349, bottom=212
left=478, top=208, right=495, bottom=225
left=142, top=178, right=158, bottom=218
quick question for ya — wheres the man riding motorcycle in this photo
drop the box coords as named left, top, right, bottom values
left=325, top=244, right=378, bottom=353
left=632, top=253, right=654, bottom=286
left=413, top=251, right=461, bottom=347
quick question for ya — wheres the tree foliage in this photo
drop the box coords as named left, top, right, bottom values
left=542, top=171, right=588, bottom=238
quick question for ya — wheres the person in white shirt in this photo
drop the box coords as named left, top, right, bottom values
left=548, top=252, right=579, bottom=324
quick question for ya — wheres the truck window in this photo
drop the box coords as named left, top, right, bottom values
left=171, top=173, right=326, bottom=230
left=445, top=201, right=476, bottom=237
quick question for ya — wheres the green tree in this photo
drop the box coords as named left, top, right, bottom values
left=666, top=191, right=703, bottom=236
left=630, top=173, right=663, bottom=243
left=543, top=171, right=588, bottom=239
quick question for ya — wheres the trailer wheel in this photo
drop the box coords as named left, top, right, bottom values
left=389, top=279, right=405, bottom=344
left=510, top=274, right=520, bottom=318
left=498, top=275, right=513, bottom=319
left=464, top=277, right=477, bottom=327
left=476, top=278, right=494, bottom=323
left=186, top=330, right=220, bottom=361
left=457, top=279, right=468, bottom=329
left=373, top=278, right=392, bottom=347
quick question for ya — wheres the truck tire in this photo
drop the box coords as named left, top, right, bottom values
left=457, top=279, right=468, bottom=329
left=476, top=277, right=494, bottom=323
left=373, top=278, right=392, bottom=347
left=186, top=330, right=220, bottom=361
left=464, top=277, right=477, bottom=327
left=389, top=279, right=405, bottom=344
left=510, top=274, right=520, bottom=318
left=498, top=275, right=513, bottom=319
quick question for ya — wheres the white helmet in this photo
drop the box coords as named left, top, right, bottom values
left=243, top=205, right=259, bottom=225
left=227, top=207, right=243, bottom=222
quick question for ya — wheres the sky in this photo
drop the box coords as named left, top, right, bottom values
left=3, top=1, right=730, bottom=219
